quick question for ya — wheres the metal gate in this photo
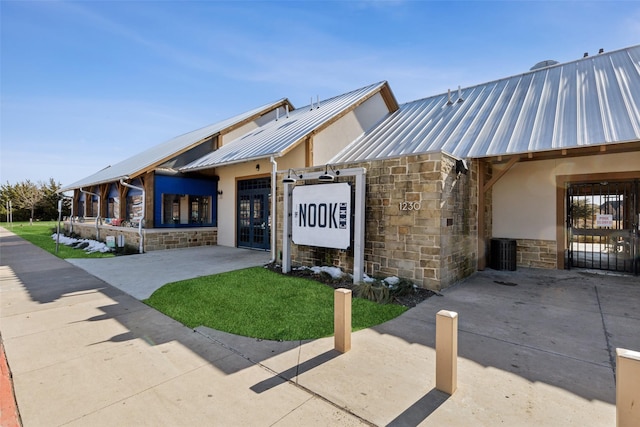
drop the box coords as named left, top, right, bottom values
left=237, top=178, right=271, bottom=250
left=567, top=180, right=639, bottom=275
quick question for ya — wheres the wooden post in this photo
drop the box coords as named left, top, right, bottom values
left=436, top=310, right=458, bottom=395
left=334, top=289, right=352, bottom=353
left=617, top=348, right=640, bottom=427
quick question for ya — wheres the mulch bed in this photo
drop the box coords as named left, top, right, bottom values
left=265, top=263, right=437, bottom=308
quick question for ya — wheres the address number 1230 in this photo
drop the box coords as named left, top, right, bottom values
left=399, top=201, right=421, bottom=211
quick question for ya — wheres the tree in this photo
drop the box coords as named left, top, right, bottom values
left=0, top=179, right=69, bottom=222
left=37, top=178, right=68, bottom=220
left=12, top=180, right=43, bottom=222
left=571, top=198, right=596, bottom=228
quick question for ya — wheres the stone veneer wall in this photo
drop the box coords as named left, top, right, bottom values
left=516, top=239, right=557, bottom=269
left=439, top=154, right=478, bottom=287
left=65, top=222, right=217, bottom=252
left=276, top=152, right=479, bottom=291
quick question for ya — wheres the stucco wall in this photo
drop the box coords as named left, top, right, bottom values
left=215, top=163, right=267, bottom=248
left=313, top=93, right=389, bottom=166
left=219, top=108, right=279, bottom=145
left=492, top=151, right=640, bottom=240
left=214, top=142, right=306, bottom=247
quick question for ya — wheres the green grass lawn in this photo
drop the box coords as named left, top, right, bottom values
left=145, top=267, right=407, bottom=341
left=5, top=221, right=115, bottom=259
left=6, top=221, right=407, bottom=340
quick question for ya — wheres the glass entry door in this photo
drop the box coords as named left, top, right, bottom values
left=237, top=178, right=271, bottom=250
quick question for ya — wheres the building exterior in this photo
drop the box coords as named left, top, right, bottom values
left=63, top=45, right=640, bottom=290
left=62, top=81, right=399, bottom=253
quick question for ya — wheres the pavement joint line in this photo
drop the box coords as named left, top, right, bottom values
left=295, top=341, right=303, bottom=384
left=459, top=327, right=612, bottom=369
left=60, top=363, right=209, bottom=426
left=409, top=316, right=612, bottom=369
left=193, top=329, right=377, bottom=426
left=3, top=332, right=165, bottom=377
left=268, top=395, right=316, bottom=427
left=594, top=285, right=616, bottom=381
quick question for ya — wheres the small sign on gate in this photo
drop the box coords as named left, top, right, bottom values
left=596, top=214, right=613, bottom=228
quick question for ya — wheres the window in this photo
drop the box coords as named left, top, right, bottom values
left=163, top=195, right=180, bottom=224
left=106, top=184, right=120, bottom=219
left=160, top=193, right=211, bottom=226
left=107, top=197, right=120, bottom=219
left=190, top=196, right=210, bottom=224
left=127, top=195, right=143, bottom=221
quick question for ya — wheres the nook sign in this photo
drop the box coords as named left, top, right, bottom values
left=292, top=183, right=351, bottom=249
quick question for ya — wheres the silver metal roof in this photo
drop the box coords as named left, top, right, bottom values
left=61, top=99, right=288, bottom=191
left=331, top=45, right=640, bottom=163
left=180, top=82, right=390, bottom=171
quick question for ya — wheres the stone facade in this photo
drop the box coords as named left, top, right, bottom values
left=65, top=222, right=217, bottom=252
left=516, top=239, right=557, bottom=269
left=276, top=152, right=479, bottom=291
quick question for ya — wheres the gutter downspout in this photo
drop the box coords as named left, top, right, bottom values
left=80, top=188, right=100, bottom=241
left=270, top=156, right=277, bottom=263
left=120, top=179, right=145, bottom=254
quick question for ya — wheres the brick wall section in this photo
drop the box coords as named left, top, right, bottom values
left=143, top=228, right=217, bottom=251
left=65, top=222, right=217, bottom=252
left=516, top=239, right=557, bottom=269
left=276, top=152, right=479, bottom=291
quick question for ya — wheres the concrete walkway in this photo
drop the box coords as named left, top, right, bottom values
left=67, top=245, right=272, bottom=299
left=1, top=227, right=639, bottom=426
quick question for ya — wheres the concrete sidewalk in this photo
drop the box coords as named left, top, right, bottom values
left=67, top=245, right=271, bottom=300
left=1, top=227, right=639, bottom=426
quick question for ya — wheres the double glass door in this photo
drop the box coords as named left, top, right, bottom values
left=237, top=178, right=270, bottom=250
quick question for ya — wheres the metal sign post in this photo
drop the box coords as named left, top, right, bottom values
left=56, top=199, right=63, bottom=254
left=282, top=167, right=366, bottom=284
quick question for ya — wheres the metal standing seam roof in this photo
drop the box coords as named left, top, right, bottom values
left=179, top=81, right=391, bottom=171
left=331, top=45, right=640, bottom=164
left=60, top=99, right=289, bottom=191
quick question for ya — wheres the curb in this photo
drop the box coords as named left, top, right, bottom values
left=0, top=338, right=21, bottom=427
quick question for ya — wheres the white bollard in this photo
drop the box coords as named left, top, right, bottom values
left=617, top=348, right=640, bottom=427
left=334, top=289, right=352, bottom=353
left=436, top=310, right=458, bottom=395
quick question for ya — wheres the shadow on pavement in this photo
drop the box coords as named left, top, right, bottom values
left=386, top=388, right=450, bottom=427
left=250, top=349, right=340, bottom=394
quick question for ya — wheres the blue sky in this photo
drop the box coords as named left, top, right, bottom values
left=2, top=1, right=639, bottom=186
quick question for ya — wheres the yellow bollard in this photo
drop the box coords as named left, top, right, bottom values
left=616, top=348, right=640, bottom=427
left=334, top=289, right=352, bottom=353
left=436, top=310, right=458, bottom=395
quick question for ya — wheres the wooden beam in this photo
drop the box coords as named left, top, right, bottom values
left=477, top=160, right=487, bottom=270
left=306, top=136, right=313, bottom=167
left=555, top=176, right=567, bottom=270
left=483, top=156, right=520, bottom=193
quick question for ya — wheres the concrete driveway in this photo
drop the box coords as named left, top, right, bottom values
left=67, top=246, right=272, bottom=299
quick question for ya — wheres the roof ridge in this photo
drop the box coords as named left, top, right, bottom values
left=402, top=44, right=640, bottom=106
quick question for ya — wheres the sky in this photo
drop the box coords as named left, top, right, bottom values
left=1, top=1, right=639, bottom=187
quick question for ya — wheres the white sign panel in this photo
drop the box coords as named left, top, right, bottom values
left=596, top=214, right=613, bottom=227
left=292, top=183, right=351, bottom=249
